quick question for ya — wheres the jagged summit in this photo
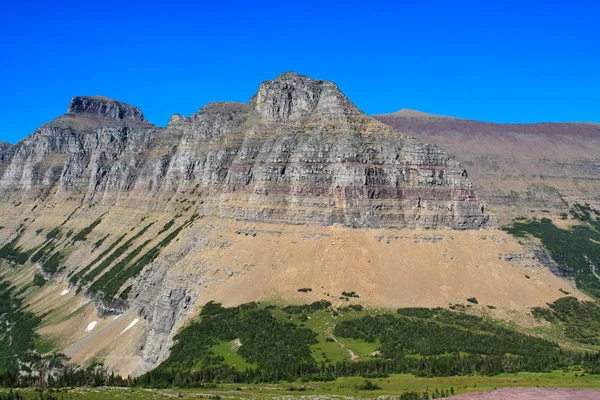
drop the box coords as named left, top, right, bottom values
left=167, top=72, right=365, bottom=125
left=67, top=96, right=147, bottom=122
left=251, top=72, right=364, bottom=122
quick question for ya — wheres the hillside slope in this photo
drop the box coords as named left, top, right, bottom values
left=374, top=111, right=600, bottom=222
left=0, top=74, right=584, bottom=376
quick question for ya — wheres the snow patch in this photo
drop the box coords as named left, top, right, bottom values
left=60, top=289, right=69, bottom=296
left=120, top=318, right=139, bottom=334
left=86, top=321, right=97, bottom=332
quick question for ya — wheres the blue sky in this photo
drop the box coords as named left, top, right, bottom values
left=1, top=0, right=599, bottom=143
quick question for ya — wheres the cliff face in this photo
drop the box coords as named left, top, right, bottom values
left=0, top=73, right=495, bottom=229
left=67, top=96, right=148, bottom=122
left=0, top=73, right=503, bottom=376
left=374, top=111, right=600, bottom=221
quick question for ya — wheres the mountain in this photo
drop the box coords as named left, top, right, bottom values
left=374, top=110, right=600, bottom=222
left=1, top=73, right=493, bottom=230
left=0, top=73, right=582, bottom=377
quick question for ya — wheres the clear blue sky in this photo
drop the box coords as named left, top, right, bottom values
left=1, top=0, right=599, bottom=143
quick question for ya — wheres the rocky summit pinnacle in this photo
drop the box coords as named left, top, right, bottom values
left=0, top=72, right=495, bottom=230
left=251, top=72, right=363, bottom=122
left=67, top=96, right=147, bottom=122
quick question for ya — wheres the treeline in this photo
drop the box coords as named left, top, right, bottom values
left=136, top=351, right=600, bottom=387
left=532, top=296, right=600, bottom=345
left=336, top=308, right=557, bottom=358
left=135, top=302, right=600, bottom=387
left=154, top=301, right=317, bottom=376
left=0, top=363, right=128, bottom=389
left=4, top=297, right=600, bottom=389
left=0, top=281, right=41, bottom=373
left=504, top=203, right=600, bottom=298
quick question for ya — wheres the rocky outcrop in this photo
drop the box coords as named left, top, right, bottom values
left=0, top=141, right=12, bottom=177
left=68, top=96, right=147, bottom=122
left=0, top=73, right=496, bottom=229
left=0, top=141, right=10, bottom=153
left=251, top=72, right=362, bottom=122
left=0, top=73, right=499, bottom=374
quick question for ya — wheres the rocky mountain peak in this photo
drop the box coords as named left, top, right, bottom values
left=251, top=72, right=363, bottom=122
left=67, top=96, right=147, bottom=122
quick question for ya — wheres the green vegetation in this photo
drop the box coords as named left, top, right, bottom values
left=32, top=273, right=46, bottom=287
left=137, top=303, right=600, bottom=387
left=356, top=378, right=380, bottom=390
left=89, top=217, right=197, bottom=300
left=504, top=203, right=600, bottom=298
left=30, top=241, right=56, bottom=264
left=337, top=308, right=557, bottom=363
left=466, top=297, right=478, bottom=304
left=282, top=300, right=332, bottom=314
left=45, top=227, right=61, bottom=241
left=341, top=304, right=363, bottom=312
left=40, top=253, right=64, bottom=275
left=297, top=288, right=312, bottom=292
left=532, top=297, right=600, bottom=345
left=119, top=285, right=133, bottom=300
left=143, top=301, right=318, bottom=385
left=79, top=223, right=154, bottom=286
left=91, top=234, right=109, bottom=251
left=0, top=234, right=36, bottom=265
left=71, top=217, right=103, bottom=242
left=157, top=218, right=176, bottom=235
left=342, top=291, right=360, bottom=298
left=0, top=281, right=41, bottom=374
left=4, top=372, right=600, bottom=398
left=87, top=239, right=152, bottom=298
left=69, top=234, right=126, bottom=286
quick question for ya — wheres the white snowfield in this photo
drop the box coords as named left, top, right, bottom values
left=120, top=318, right=139, bottom=335
left=86, top=321, right=97, bottom=332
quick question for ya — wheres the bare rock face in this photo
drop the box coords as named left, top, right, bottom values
left=0, top=73, right=498, bottom=374
left=0, top=73, right=495, bottom=229
left=68, top=96, right=147, bottom=122
left=251, top=72, right=362, bottom=122
left=374, top=111, right=600, bottom=220
left=0, top=141, right=12, bottom=178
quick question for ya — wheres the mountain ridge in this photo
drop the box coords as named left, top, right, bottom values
left=0, top=72, right=582, bottom=378
left=375, top=108, right=600, bottom=126
left=375, top=110, right=600, bottom=221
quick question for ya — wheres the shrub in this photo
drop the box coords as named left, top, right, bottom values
left=356, top=379, right=380, bottom=390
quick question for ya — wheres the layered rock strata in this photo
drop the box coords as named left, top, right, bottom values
left=0, top=73, right=495, bottom=229
left=374, top=110, right=600, bottom=220
left=0, top=73, right=499, bottom=375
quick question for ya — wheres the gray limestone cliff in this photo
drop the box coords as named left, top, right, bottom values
left=68, top=96, right=147, bottom=122
left=0, top=73, right=499, bottom=374
left=0, top=73, right=496, bottom=229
